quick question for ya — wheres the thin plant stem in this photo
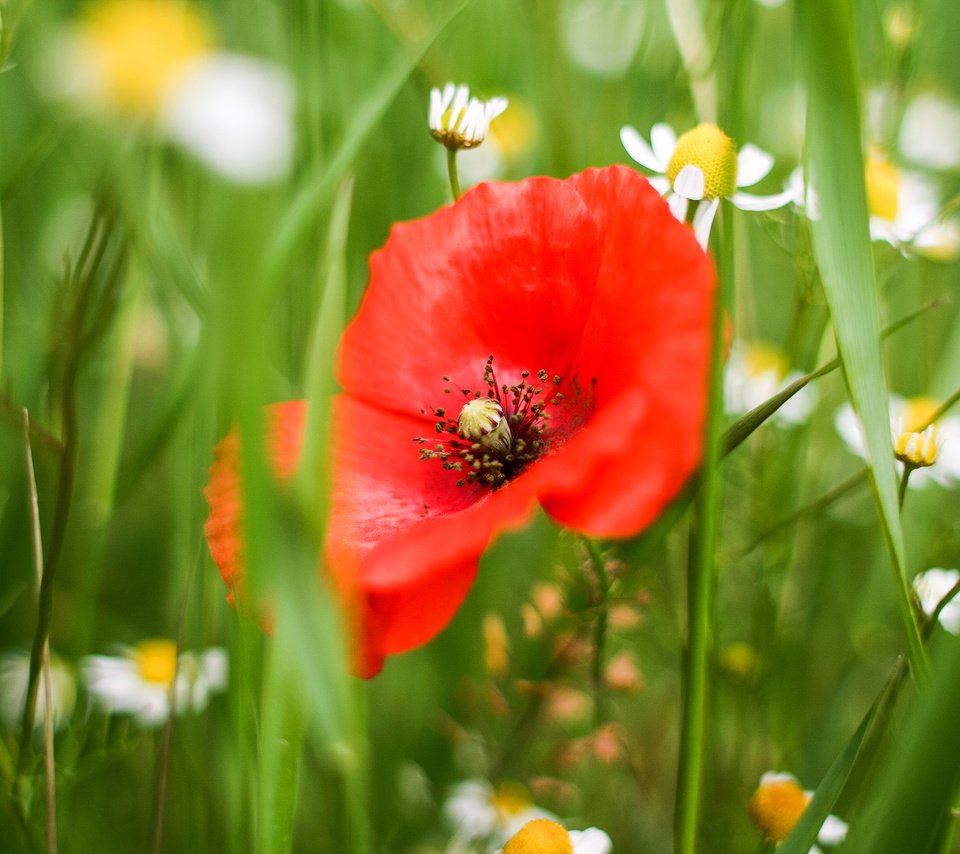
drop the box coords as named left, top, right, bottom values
left=23, top=408, right=57, bottom=854
left=584, top=537, right=610, bottom=725
left=898, top=466, right=913, bottom=511
left=446, top=148, right=462, bottom=201
left=674, top=205, right=732, bottom=854
left=17, top=202, right=116, bottom=773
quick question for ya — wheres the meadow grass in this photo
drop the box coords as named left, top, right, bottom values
left=2, top=0, right=960, bottom=852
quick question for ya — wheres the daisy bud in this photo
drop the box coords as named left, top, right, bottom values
left=429, top=82, right=508, bottom=151
left=458, top=397, right=513, bottom=455
left=894, top=425, right=939, bottom=468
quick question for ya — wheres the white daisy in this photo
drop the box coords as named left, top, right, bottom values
left=619, top=121, right=794, bottom=247
left=444, top=780, right=551, bottom=846
left=497, top=818, right=612, bottom=854
left=913, top=568, right=960, bottom=634
left=82, top=639, right=227, bottom=727
left=160, top=54, right=295, bottom=185
left=749, top=771, right=848, bottom=850
left=429, top=83, right=508, bottom=151
left=865, top=150, right=960, bottom=260
left=724, top=340, right=818, bottom=427
left=0, top=651, right=76, bottom=732
left=791, top=155, right=960, bottom=261
left=43, top=0, right=294, bottom=185
left=835, top=396, right=960, bottom=488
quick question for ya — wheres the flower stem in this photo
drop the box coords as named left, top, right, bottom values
left=446, top=148, right=462, bottom=201
left=584, top=537, right=610, bottom=725
left=674, top=206, right=732, bottom=854
left=898, top=465, right=913, bottom=510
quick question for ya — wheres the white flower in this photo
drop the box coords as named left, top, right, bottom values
left=82, top=639, right=227, bottom=727
left=834, top=396, right=960, bottom=488
left=619, top=121, right=794, bottom=247
left=444, top=780, right=551, bottom=845
left=913, top=568, right=960, bottom=634
left=429, top=83, right=508, bottom=151
left=0, top=651, right=76, bottom=731
left=724, top=341, right=817, bottom=427
left=160, top=54, right=295, bottom=185
left=865, top=150, right=960, bottom=259
left=43, top=0, right=295, bottom=185
left=749, top=771, right=848, bottom=850
left=899, top=91, right=960, bottom=172
left=496, top=818, right=612, bottom=854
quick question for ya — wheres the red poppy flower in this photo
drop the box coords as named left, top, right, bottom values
left=205, top=164, right=713, bottom=676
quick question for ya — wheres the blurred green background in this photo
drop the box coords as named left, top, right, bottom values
left=2, top=0, right=960, bottom=851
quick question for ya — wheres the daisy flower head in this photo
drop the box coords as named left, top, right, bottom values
left=497, top=818, right=613, bottom=854
left=0, top=651, right=76, bottom=732
left=619, top=121, right=794, bottom=247
left=45, top=0, right=295, bottom=184
left=429, top=82, right=508, bottom=152
left=204, top=165, right=714, bottom=676
left=835, top=395, right=960, bottom=489
left=865, top=148, right=960, bottom=261
left=445, top=780, right=550, bottom=845
left=913, top=568, right=960, bottom=634
left=82, top=639, right=227, bottom=727
left=724, top=340, right=817, bottom=427
left=748, top=771, right=848, bottom=849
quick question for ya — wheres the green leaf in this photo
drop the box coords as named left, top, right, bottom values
left=796, top=0, right=926, bottom=677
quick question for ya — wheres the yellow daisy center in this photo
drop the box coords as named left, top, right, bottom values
left=749, top=776, right=810, bottom=842
left=865, top=151, right=901, bottom=221
left=666, top=123, right=739, bottom=199
left=743, top=343, right=787, bottom=380
left=901, top=396, right=939, bottom=433
left=133, top=639, right=178, bottom=686
left=77, top=0, right=211, bottom=115
left=503, top=819, right=574, bottom=854
left=490, top=782, right=532, bottom=820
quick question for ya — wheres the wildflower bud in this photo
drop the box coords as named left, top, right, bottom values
left=482, top=612, right=510, bottom=677
left=894, top=425, right=939, bottom=468
left=458, top=397, right=512, bottom=455
left=429, top=82, right=508, bottom=151
left=666, top=123, right=739, bottom=199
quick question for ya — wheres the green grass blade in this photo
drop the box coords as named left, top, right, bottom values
left=844, top=638, right=960, bottom=854
left=796, top=0, right=926, bottom=678
left=260, top=0, right=474, bottom=305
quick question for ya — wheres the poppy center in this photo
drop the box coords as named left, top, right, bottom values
left=415, top=356, right=563, bottom=488
left=666, top=123, right=739, bottom=199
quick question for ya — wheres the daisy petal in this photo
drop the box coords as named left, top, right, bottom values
left=731, top=188, right=796, bottom=211
left=668, top=192, right=689, bottom=221
left=620, top=125, right=664, bottom=171
left=736, top=144, right=774, bottom=187
left=673, top=164, right=705, bottom=200
left=648, top=176, right=671, bottom=195
left=650, top=122, right=678, bottom=165
left=692, top=197, right=720, bottom=247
